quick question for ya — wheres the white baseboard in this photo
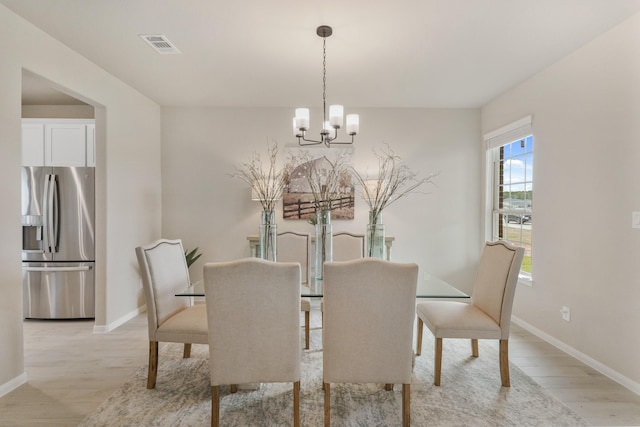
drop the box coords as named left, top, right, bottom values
left=0, top=372, right=27, bottom=399
left=93, top=305, right=146, bottom=334
left=512, top=316, right=640, bottom=396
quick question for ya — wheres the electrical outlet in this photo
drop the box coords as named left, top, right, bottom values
left=633, top=211, right=640, bottom=229
left=561, top=306, right=571, bottom=322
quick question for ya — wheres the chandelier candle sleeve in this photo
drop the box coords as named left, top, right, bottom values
left=329, top=105, right=344, bottom=127
left=346, top=114, right=359, bottom=135
left=295, top=108, right=310, bottom=131
left=323, top=121, right=332, bottom=135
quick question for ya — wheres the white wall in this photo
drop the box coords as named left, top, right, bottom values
left=482, top=13, right=640, bottom=387
left=0, top=5, right=162, bottom=393
left=161, top=107, right=482, bottom=290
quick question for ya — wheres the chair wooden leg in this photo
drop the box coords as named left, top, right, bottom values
left=385, top=384, right=393, bottom=391
left=304, top=311, right=310, bottom=350
left=230, top=384, right=238, bottom=393
left=416, top=318, right=424, bottom=356
left=147, top=341, right=158, bottom=389
left=183, top=343, right=192, bottom=358
left=471, top=339, right=479, bottom=357
left=434, top=337, right=442, bottom=386
left=323, top=382, right=330, bottom=427
left=211, top=385, right=219, bottom=427
left=402, top=383, right=410, bottom=427
left=293, top=381, right=300, bottom=427
left=500, top=339, right=510, bottom=387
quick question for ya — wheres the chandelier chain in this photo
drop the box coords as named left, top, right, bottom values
left=322, top=37, right=327, bottom=125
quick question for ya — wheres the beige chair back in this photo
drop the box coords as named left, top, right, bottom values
left=322, top=258, right=418, bottom=384
left=136, top=238, right=191, bottom=340
left=332, top=232, right=364, bottom=261
left=277, top=231, right=311, bottom=284
left=203, top=258, right=301, bottom=385
left=471, top=240, right=525, bottom=339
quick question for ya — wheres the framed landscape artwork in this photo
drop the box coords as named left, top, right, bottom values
left=282, top=146, right=355, bottom=220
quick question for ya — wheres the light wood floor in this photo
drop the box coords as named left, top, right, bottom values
left=1, top=311, right=639, bottom=426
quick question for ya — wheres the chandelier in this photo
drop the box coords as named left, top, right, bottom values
left=293, top=25, right=359, bottom=147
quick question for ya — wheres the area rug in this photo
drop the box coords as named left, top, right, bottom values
left=80, top=322, right=587, bottom=427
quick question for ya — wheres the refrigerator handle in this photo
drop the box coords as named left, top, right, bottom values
left=42, top=174, right=51, bottom=252
left=52, top=174, right=60, bottom=252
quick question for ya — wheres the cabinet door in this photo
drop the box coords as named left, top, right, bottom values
left=45, top=124, right=87, bottom=166
left=22, top=123, right=45, bottom=166
left=86, top=124, right=95, bottom=167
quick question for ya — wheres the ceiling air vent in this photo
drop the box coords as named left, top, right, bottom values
left=139, top=34, right=181, bottom=54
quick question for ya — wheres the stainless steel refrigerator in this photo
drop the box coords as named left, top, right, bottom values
left=21, top=166, right=95, bottom=319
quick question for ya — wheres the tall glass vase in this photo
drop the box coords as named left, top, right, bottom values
left=366, top=210, right=386, bottom=259
left=315, top=209, right=333, bottom=280
left=259, top=210, right=277, bottom=261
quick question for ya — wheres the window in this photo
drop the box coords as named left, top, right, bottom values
left=484, top=117, right=533, bottom=282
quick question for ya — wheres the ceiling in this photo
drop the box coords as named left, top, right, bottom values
left=4, top=0, right=640, bottom=109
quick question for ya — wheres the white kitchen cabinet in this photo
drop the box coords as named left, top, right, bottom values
left=21, top=122, right=45, bottom=166
left=45, top=123, right=87, bottom=166
left=22, top=119, right=95, bottom=167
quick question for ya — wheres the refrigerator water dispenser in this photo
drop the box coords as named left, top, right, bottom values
left=22, top=215, right=43, bottom=252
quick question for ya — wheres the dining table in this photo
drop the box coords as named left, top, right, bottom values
left=175, top=271, right=469, bottom=392
left=175, top=273, right=469, bottom=300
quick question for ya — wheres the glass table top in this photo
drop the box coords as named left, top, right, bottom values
left=176, top=274, right=469, bottom=299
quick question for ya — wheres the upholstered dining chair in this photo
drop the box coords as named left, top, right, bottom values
left=332, top=232, right=365, bottom=261
left=322, top=258, right=418, bottom=427
left=277, top=231, right=312, bottom=349
left=135, top=238, right=208, bottom=389
left=320, top=232, right=365, bottom=323
left=204, top=258, right=301, bottom=427
left=415, top=240, right=524, bottom=387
